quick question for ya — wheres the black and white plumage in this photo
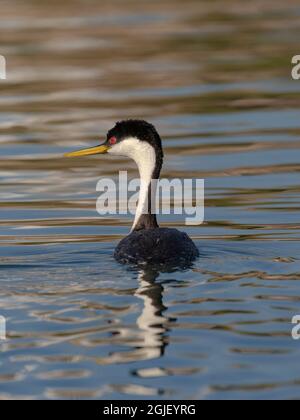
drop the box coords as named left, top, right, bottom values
left=66, top=119, right=199, bottom=266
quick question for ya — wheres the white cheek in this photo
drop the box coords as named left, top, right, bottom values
left=107, top=141, right=130, bottom=157
left=107, top=138, right=155, bottom=165
left=107, top=138, right=156, bottom=182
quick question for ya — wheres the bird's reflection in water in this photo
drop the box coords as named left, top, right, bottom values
left=104, top=269, right=172, bottom=365
left=135, top=269, right=169, bottom=360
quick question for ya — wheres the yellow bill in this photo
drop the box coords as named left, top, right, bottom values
left=65, top=143, right=109, bottom=158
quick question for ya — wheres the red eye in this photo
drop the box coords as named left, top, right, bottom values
left=109, top=136, right=117, bottom=145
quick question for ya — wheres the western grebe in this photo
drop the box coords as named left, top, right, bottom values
left=66, top=120, right=199, bottom=266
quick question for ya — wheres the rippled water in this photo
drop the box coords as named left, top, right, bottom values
left=1, top=0, right=300, bottom=400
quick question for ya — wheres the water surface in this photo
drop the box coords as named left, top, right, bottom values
left=1, top=0, right=300, bottom=400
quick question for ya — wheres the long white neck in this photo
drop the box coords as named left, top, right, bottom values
left=108, top=138, right=158, bottom=231
left=132, top=147, right=157, bottom=231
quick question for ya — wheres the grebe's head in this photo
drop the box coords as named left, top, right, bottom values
left=106, top=120, right=163, bottom=159
left=65, top=119, right=163, bottom=167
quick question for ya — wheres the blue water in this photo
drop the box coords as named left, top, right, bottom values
left=1, top=0, right=300, bottom=400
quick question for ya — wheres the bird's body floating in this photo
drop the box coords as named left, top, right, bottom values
left=114, top=227, right=199, bottom=266
left=66, top=120, right=199, bottom=267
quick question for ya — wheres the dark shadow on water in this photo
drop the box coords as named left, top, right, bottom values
left=125, top=258, right=198, bottom=273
